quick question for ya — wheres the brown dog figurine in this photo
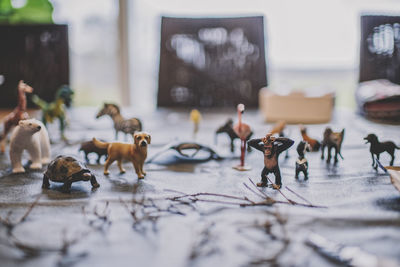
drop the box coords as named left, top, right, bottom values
left=92, top=132, right=151, bottom=179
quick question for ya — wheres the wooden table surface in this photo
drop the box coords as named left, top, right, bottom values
left=0, top=107, right=399, bottom=267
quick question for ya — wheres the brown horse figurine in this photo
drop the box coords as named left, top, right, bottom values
left=0, top=80, right=33, bottom=153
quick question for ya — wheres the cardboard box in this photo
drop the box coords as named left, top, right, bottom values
left=259, top=88, right=334, bottom=123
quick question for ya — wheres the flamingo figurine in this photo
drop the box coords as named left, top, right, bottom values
left=233, top=103, right=252, bottom=171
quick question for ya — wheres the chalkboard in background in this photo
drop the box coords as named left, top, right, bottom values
left=158, top=16, right=267, bottom=108
left=357, top=15, right=400, bottom=123
left=359, top=15, right=400, bottom=84
left=0, top=24, right=69, bottom=108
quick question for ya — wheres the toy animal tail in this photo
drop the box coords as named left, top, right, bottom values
left=92, top=138, right=109, bottom=149
left=31, top=95, right=47, bottom=109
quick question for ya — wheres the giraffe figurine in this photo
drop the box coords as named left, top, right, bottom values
left=0, top=80, right=33, bottom=153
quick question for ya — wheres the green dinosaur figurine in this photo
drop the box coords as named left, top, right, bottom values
left=32, top=85, right=74, bottom=140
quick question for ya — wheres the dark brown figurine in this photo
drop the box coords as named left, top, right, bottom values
left=364, top=133, right=399, bottom=169
left=321, top=127, right=345, bottom=164
left=79, top=140, right=108, bottom=164
left=215, top=118, right=253, bottom=152
left=42, top=155, right=100, bottom=192
left=96, top=103, right=142, bottom=140
left=296, top=141, right=310, bottom=179
left=0, top=80, right=33, bottom=153
left=300, top=125, right=321, bottom=151
left=248, top=133, right=294, bottom=189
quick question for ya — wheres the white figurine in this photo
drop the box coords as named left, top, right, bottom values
left=9, top=119, right=51, bottom=173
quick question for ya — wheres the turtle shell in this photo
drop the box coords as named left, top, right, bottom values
left=45, top=155, right=91, bottom=183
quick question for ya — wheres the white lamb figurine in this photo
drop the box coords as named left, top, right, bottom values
left=9, top=119, right=51, bottom=173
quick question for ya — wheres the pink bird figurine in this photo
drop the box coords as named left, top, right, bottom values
left=233, top=103, right=252, bottom=171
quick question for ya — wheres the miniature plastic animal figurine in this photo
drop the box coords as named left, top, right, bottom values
left=295, top=141, right=310, bottom=179
left=300, top=125, right=321, bottom=151
left=146, top=142, right=222, bottom=163
left=364, top=133, right=399, bottom=169
left=321, top=127, right=345, bottom=164
left=248, top=134, right=294, bottom=188
left=190, top=109, right=202, bottom=139
left=79, top=140, right=108, bottom=164
left=42, top=155, right=100, bottom=192
left=9, top=119, right=51, bottom=173
left=96, top=103, right=142, bottom=140
left=233, top=104, right=252, bottom=171
left=215, top=118, right=253, bottom=153
left=0, top=80, right=33, bottom=153
left=32, top=85, right=74, bottom=140
left=93, top=132, right=151, bottom=179
left=270, top=120, right=286, bottom=136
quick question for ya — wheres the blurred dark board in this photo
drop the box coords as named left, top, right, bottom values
left=158, top=16, right=267, bottom=108
left=359, top=15, right=400, bottom=83
left=0, top=24, right=69, bottom=108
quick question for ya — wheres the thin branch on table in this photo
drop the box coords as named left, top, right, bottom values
left=82, top=201, right=112, bottom=233
left=120, top=195, right=186, bottom=234
left=285, top=186, right=313, bottom=206
left=166, top=179, right=325, bottom=209
left=0, top=195, right=41, bottom=233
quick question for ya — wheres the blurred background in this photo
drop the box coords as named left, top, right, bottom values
left=1, top=0, right=400, bottom=112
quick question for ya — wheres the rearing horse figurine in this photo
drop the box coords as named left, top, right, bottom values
left=0, top=80, right=33, bottom=153
left=96, top=103, right=142, bottom=140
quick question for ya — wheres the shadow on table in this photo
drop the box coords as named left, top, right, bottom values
left=376, top=196, right=400, bottom=212
left=41, top=183, right=95, bottom=200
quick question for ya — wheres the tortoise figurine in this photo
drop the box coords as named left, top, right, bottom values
left=42, top=155, right=100, bottom=192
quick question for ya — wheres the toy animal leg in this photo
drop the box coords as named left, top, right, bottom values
left=230, top=140, right=235, bottom=153
left=96, top=155, right=101, bottom=164
left=0, top=138, right=6, bottom=154
left=375, top=154, right=380, bottom=170
left=42, top=174, right=50, bottom=189
left=273, top=167, right=282, bottom=186
left=139, top=161, right=146, bottom=176
left=334, top=147, right=339, bottom=164
left=257, top=167, right=269, bottom=187
left=59, top=116, right=66, bottom=140
left=303, top=169, right=308, bottom=180
left=132, top=161, right=144, bottom=179
left=321, top=145, right=325, bottom=159
left=0, top=122, right=13, bottom=153
left=39, top=125, right=51, bottom=164
left=10, top=148, right=25, bottom=173
left=326, top=146, right=332, bottom=163
left=26, top=141, right=42, bottom=170
left=389, top=152, right=395, bottom=166
left=117, top=160, right=126, bottom=173
left=295, top=168, right=300, bottom=179
left=90, top=175, right=100, bottom=188
left=370, top=153, right=375, bottom=168
left=103, top=157, right=115, bottom=175
left=61, top=181, right=72, bottom=192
